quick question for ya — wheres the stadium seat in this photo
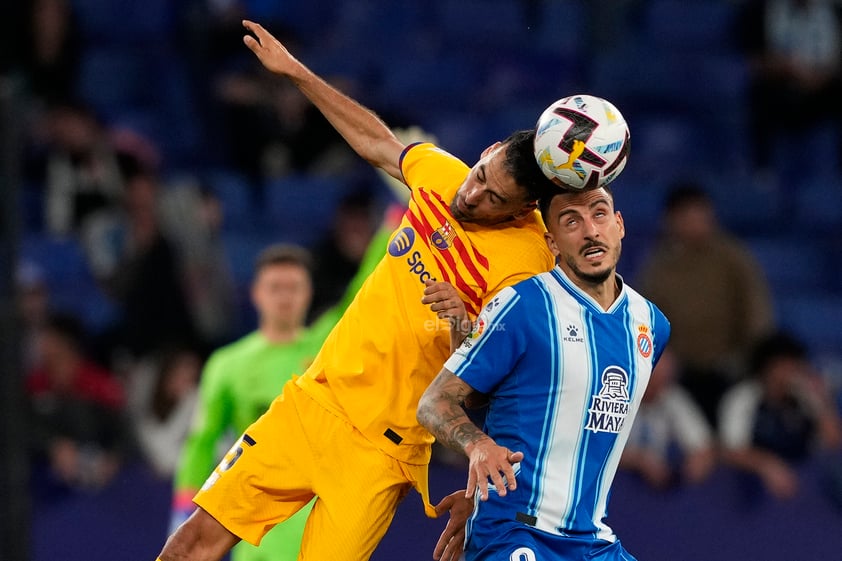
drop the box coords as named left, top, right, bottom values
left=792, top=174, right=842, bottom=234
left=534, top=0, right=587, bottom=56
left=641, top=0, right=739, bottom=54
left=20, top=234, right=92, bottom=290
left=262, top=174, right=351, bottom=248
left=19, top=234, right=118, bottom=334
left=220, top=230, right=275, bottom=289
left=70, top=0, right=174, bottom=45
left=777, top=294, right=842, bottom=356
left=425, top=111, right=488, bottom=163
left=706, top=172, right=782, bottom=236
left=610, top=176, right=668, bottom=237
left=622, top=113, right=708, bottom=180
left=374, top=51, right=482, bottom=115
left=75, top=48, right=151, bottom=118
left=203, top=169, right=258, bottom=232
left=770, top=123, right=842, bottom=197
left=745, top=236, right=833, bottom=297
left=434, top=0, right=526, bottom=49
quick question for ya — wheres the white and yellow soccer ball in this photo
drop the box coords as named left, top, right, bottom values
left=534, top=94, right=630, bottom=190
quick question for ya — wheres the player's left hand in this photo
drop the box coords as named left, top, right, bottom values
left=432, top=490, right=473, bottom=561
left=465, top=438, right=524, bottom=501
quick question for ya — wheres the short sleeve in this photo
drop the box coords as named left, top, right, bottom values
left=444, top=286, right=527, bottom=394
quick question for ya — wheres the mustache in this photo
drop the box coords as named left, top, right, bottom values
left=580, top=241, right=609, bottom=255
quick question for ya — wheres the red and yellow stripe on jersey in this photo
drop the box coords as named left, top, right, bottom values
left=296, top=141, right=553, bottom=466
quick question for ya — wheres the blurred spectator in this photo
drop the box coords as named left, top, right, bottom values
left=635, top=181, right=775, bottom=425
left=620, top=346, right=717, bottom=490
left=16, top=260, right=51, bottom=374
left=737, top=0, right=842, bottom=173
left=158, top=180, right=239, bottom=350
left=127, top=345, right=202, bottom=479
left=84, top=169, right=197, bottom=362
left=308, top=188, right=378, bottom=321
left=21, top=0, right=81, bottom=104
left=186, top=1, right=356, bottom=186
left=213, top=67, right=356, bottom=186
left=23, top=99, right=138, bottom=237
left=26, top=313, right=129, bottom=494
left=718, top=331, right=842, bottom=503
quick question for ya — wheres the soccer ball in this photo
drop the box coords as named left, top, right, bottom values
left=534, top=95, right=630, bottom=190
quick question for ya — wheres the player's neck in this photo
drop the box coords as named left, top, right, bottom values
left=580, top=275, right=620, bottom=311
left=260, top=323, right=302, bottom=344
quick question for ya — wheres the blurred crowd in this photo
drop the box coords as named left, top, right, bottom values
left=1, top=0, right=841, bottom=531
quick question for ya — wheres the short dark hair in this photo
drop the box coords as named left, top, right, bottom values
left=748, top=331, right=808, bottom=378
left=502, top=130, right=558, bottom=203
left=254, top=244, right=314, bottom=277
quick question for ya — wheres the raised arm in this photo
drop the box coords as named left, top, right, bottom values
left=417, top=369, right=523, bottom=501
left=242, top=20, right=406, bottom=180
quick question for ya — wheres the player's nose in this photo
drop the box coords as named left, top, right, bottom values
left=463, top=186, right=481, bottom=205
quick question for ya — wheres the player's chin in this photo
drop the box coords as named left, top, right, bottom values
left=579, top=264, right=613, bottom=284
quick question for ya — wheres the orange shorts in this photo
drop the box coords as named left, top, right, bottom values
left=194, top=379, right=427, bottom=560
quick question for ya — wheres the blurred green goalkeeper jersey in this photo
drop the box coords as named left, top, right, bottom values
left=176, top=326, right=334, bottom=561
left=173, top=222, right=393, bottom=561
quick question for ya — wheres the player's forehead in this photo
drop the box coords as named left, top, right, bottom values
left=481, top=148, right=522, bottom=197
left=551, top=188, right=613, bottom=212
left=255, top=261, right=310, bottom=282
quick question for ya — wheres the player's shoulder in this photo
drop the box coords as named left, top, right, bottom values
left=400, top=142, right=469, bottom=187
left=402, top=142, right=460, bottom=164
left=206, top=331, right=262, bottom=366
left=484, top=273, right=554, bottom=315
left=623, top=281, right=671, bottom=342
left=484, top=217, right=554, bottom=273
left=624, top=282, right=666, bottom=315
left=511, top=269, right=556, bottom=295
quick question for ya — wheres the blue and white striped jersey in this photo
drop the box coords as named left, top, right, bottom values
left=445, top=266, right=670, bottom=543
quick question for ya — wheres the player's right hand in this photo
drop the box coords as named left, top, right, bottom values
left=465, top=438, right=524, bottom=501
left=242, top=20, right=300, bottom=77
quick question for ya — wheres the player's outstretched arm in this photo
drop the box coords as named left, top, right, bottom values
left=418, top=369, right=523, bottom=500
left=242, top=19, right=405, bottom=180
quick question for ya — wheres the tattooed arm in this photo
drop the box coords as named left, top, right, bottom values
left=418, top=369, right=523, bottom=501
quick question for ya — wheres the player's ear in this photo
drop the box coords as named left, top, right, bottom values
left=616, top=210, right=625, bottom=240
left=513, top=201, right=538, bottom=220
left=544, top=231, right=560, bottom=256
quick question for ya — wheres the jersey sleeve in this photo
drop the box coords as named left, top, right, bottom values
left=173, top=350, right=234, bottom=492
left=444, top=286, right=528, bottom=394
left=650, top=305, right=672, bottom=366
left=400, top=142, right=470, bottom=199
